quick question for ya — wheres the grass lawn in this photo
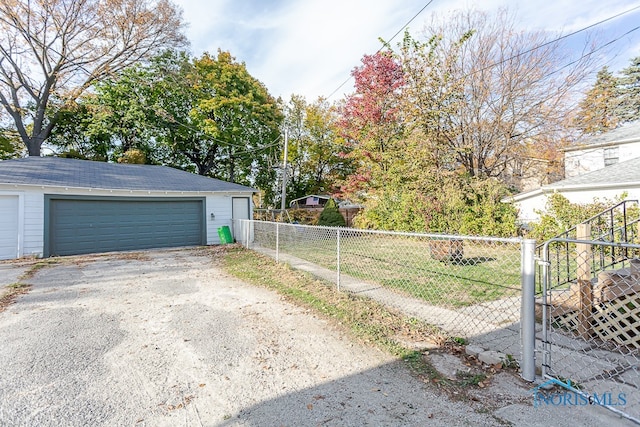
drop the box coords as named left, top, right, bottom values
left=254, top=227, right=522, bottom=308
left=219, top=245, right=510, bottom=395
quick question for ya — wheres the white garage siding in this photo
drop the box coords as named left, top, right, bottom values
left=22, top=192, right=44, bottom=257
left=0, top=194, right=20, bottom=260
left=0, top=186, right=253, bottom=259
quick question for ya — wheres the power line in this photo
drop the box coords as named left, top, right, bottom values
left=326, top=0, right=435, bottom=101
left=154, top=105, right=282, bottom=156
left=327, top=3, right=640, bottom=101
left=468, top=4, right=640, bottom=78
left=545, top=25, right=640, bottom=80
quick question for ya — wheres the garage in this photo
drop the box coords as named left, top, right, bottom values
left=45, top=196, right=205, bottom=257
left=0, top=195, right=19, bottom=260
left=0, top=157, right=256, bottom=259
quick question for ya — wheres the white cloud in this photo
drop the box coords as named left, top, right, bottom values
left=173, top=0, right=640, bottom=101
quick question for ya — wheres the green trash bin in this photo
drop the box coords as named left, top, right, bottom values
left=218, top=225, right=234, bottom=244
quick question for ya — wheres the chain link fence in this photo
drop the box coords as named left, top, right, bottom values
left=539, top=236, right=640, bottom=423
left=233, top=220, right=527, bottom=362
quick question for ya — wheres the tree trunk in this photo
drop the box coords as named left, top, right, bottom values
left=26, top=137, right=43, bottom=156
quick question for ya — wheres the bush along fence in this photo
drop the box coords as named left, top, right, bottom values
left=232, top=219, right=537, bottom=380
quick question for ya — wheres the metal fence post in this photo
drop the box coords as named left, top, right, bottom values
left=276, top=222, right=280, bottom=263
left=337, top=228, right=341, bottom=291
left=521, top=238, right=536, bottom=382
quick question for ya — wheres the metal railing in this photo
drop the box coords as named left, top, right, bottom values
left=233, top=219, right=536, bottom=378
left=537, top=200, right=640, bottom=292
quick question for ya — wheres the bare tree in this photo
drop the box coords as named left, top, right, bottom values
left=400, top=9, right=596, bottom=182
left=0, top=0, right=187, bottom=156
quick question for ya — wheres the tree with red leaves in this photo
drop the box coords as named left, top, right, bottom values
left=339, top=51, right=405, bottom=197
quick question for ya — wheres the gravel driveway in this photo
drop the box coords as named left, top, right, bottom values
left=0, top=248, right=632, bottom=427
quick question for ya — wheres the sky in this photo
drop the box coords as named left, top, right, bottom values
left=173, top=0, right=640, bottom=102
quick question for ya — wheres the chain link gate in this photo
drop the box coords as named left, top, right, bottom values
left=539, top=235, right=640, bottom=424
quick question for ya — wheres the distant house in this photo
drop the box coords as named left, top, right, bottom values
left=502, top=156, right=562, bottom=194
left=505, top=122, right=640, bottom=225
left=506, top=157, right=640, bottom=225
left=288, top=194, right=363, bottom=227
left=289, top=195, right=331, bottom=209
left=0, top=157, right=255, bottom=260
left=564, top=121, right=640, bottom=177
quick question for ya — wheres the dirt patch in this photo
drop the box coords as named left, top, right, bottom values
left=0, top=283, right=31, bottom=313
left=0, top=247, right=507, bottom=426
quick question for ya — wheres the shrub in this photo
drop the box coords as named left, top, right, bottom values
left=352, top=176, right=518, bottom=237
left=318, top=199, right=346, bottom=227
left=528, top=193, right=628, bottom=241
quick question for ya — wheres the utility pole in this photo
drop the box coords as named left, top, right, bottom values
left=279, top=129, right=288, bottom=219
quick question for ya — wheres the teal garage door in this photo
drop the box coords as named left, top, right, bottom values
left=45, top=197, right=205, bottom=257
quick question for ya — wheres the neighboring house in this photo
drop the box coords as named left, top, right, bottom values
left=288, top=194, right=363, bottom=227
left=0, top=157, right=255, bottom=260
left=289, top=195, right=331, bottom=209
left=502, top=156, right=562, bottom=194
left=505, top=156, right=640, bottom=225
left=505, top=122, right=640, bottom=225
left=564, top=121, right=640, bottom=178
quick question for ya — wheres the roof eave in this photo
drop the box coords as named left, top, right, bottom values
left=0, top=182, right=256, bottom=194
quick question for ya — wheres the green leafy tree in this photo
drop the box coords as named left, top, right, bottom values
left=0, top=129, right=21, bottom=159
left=317, top=199, right=346, bottom=227
left=617, top=56, right=640, bottom=122
left=353, top=175, right=517, bottom=236
left=282, top=95, right=353, bottom=202
left=140, top=50, right=223, bottom=173
left=49, top=65, right=160, bottom=163
left=49, top=50, right=284, bottom=205
left=46, top=100, right=111, bottom=161
left=574, top=66, right=621, bottom=134
left=191, top=50, right=283, bottom=203
left=117, top=149, right=147, bottom=164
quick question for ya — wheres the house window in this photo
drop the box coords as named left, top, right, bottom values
left=604, top=147, right=619, bottom=166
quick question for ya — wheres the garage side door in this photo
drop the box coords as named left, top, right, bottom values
left=47, top=197, right=205, bottom=257
left=0, top=195, right=19, bottom=260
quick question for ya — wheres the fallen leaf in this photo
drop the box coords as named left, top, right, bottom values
left=307, top=403, right=313, bottom=410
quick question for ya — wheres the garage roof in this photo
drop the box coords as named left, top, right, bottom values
left=0, top=157, right=256, bottom=192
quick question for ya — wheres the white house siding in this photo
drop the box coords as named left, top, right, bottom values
left=512, top=186, right=640, bottom=226
left=564, top=141, right=640, bottom=178
left=510, top=190, right=543, bottom=225
left=0, top=185, right=252, bottom=258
